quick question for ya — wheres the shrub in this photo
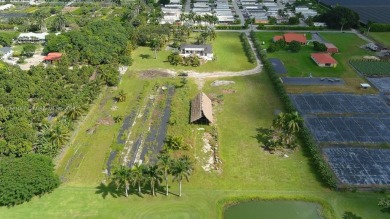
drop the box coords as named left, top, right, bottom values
left=240, top=33, right=256, bottom=63
left=288, top=41, right=301, bottom=52
left=21, top=44, right=37, bottom=57
left=0, top=154, right=60, bottom=206
left=313, top=41, right=327, bottom=52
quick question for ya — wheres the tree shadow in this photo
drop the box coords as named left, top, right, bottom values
left=380, top=207, right=390, bottom=214
left=139, top=54, right=150, bottom=59
left=95, top=182, right=121, bottom=199
left=342, top=211, right=362, bottom=219
left=254, top=127, right=271, bottom=146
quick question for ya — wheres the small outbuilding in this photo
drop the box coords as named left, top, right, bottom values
left=324, top=43, right=338, bottom=53
left=190, top=92, right=213, bottom=124
left=43, top=52, right=62, bottom=63
left=311, top=53, right=337, bottom=67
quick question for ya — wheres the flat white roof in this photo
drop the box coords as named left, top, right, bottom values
left=18, top=32, right=49, bottom=40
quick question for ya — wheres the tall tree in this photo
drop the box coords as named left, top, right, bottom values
left=340, top=17, right=347, bottom=32
left=65, top=103, right=87, bottom=120
left=145, top=164, right=162, bottom=196
left=171, top=156, right=193, bottom=197
left=157, top=154, right=172, bottom=196
left=52, top=13, right=67, bottom=32
left=132, top=163, right=145, bottom=194
left=112, top=166, right=132, bottom=197
left=150, top=35, right=164, bottom=59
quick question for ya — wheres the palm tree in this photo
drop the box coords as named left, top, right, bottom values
left=48, top=124, right=70, bottom=147
left=132, top=163, right=145, bottom=194
left=285, top=112, right=302, bottom=134
left=53, top=13, right=67, bottom=32
left=157, top=154, right=171, bottom=196
left=145, top=164, right=162, bottom=196
left=65, top=103, right=87, bottom=120
left=171, top=156, right=193, bottom=197
left=112, top=166, right=132, bottom=197
left=116, top=89, right=127, bottom=102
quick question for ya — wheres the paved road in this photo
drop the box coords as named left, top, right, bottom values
left=185, top=0, right=191, bottom=13
left=231, top=0, right=245, bottom=26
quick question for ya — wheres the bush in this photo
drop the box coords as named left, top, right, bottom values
left=21, top=44, right=37, bottom=57
left=240, top=33, right=256, bottom=63
left=0, top=154, right=60, bottom=206
left=257, top=25, right=324, bottom=31
left=288, top=41, right=301, bottom=52
left=249, top=31, right=337, bottom=189
left=215, top=25, right=247, bottom=30
left=370, top=23, right=390, bottom=32
left=313, top=41, right=327, bottom=52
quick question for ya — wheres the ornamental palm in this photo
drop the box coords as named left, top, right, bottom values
left=65, top=103, right=87, bottom=120
left=157, top=154, right=172, bottom=196
left=112, top=166, right=132, bottom=197
left=171, top=156, right=193, bottom=197
left=145, top=164, right=162, bottom=196
left=117, top=90, right=127, bottom=102
left=132, top=163, right=145, bottom=195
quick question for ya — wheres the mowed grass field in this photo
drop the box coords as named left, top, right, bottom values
left=130, top=32, right=256, bottom=72
left=255, top=32, right=376, bottom=94
left=0, top=72, right=388, bottom=218
left=369, top=32, right=390, bottom=47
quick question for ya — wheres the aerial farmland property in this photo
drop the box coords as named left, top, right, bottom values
left=0, top=0, right=390, bottom=219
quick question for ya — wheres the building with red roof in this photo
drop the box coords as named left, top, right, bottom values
left=43, top=52, right=62, bottom=63
left=273, top=33, right=307, bottom=45
left=311, top=53, right=337, bottom=67
left=324, top=43, right=338, bottom=53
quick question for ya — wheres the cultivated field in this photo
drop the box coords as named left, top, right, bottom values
left=0, top=72, right=388, bottom=218
left=350, top=60, right=390, bottom=77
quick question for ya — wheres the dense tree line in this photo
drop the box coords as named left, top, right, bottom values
left=316, top=6, right=359, bottom=30
left=0, top=60, right=117, bottom=157
left=0, top=154, right=60, bottom=206
left=45, top=20, right=133, bottom=65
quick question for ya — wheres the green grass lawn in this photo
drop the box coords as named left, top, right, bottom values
left=130, top=32, right=256, bottom=73
left=255, top=32, right=376, bottom=94
left=369, top=32, right=390, bottom=47
left=0, top=73, right=388, bottom=218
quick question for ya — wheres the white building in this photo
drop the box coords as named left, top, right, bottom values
left=179, top=44, right=214, bottom=61
left=295, top=5, right=317, bottom=18
left=0, top=4, right=14, bottom=11
left=17, top=32, right=48, bottom=43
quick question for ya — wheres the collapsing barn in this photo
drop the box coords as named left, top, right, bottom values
left=190, top=93, right=213, bottom=124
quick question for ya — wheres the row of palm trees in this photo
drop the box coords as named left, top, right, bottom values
left=179, top=12, right=219, bottom=27
left=112, top=154, right=193, bottom=197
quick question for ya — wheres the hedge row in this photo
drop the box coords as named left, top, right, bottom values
left=249, top=31, right=337, bottom=190
left=215, top=25, right=247, bottom=30
left=239, top=33, right=256, bottom=64
left=370, top=23, right=390, bottom=32
left=257, top=25, right=324, bottom=31
left=0, top=24, right=15, bottom=30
